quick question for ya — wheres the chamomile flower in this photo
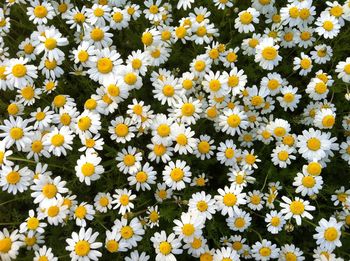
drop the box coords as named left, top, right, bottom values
left=127, top=162, right=157, bottom=191
left=280, top=196, right=315, bottom=225
left=335, top=57, right=350, bottom=83
left=202, top=70, right=229, bottom=98
left=19, top=209, right=47, bottom=237
left=226, top=209, right=252, bottom=232
left=255, top=37, right=282, bottom=70
left=0, top=116, right=33, bottom=151
left=41, top=197, right=69, bottom=226
left=219, top=107, right=249, bottom=136
left=151, top=230, right=183, bottom=261
left=31, top=175, right=68, bottom=208
left=113, top=217, right=145, bottom=248
left=5, top=57, right=37, bottom=89
left=0, top=229, right=23, bottom=261
left=27, top=0, right=55, bottom=25
left=75, top=152, right=104, bottom=185
left=194, top=134, right=216, bottom=160
left=277, top=86, right=301, bottom=111
left=306, top=78, right=329, bottom=101
left=116, top=146, right=142, bottom=174
left=293, top=172, right=323, bottom=196
left=33, top=246, right=58, bottom=261
left=188, top=191, right=216, bottom=220
left=311, top=44, right=333, bottom=64
left=66, top=227, right=102, bottom=261
left=313, top=217, right=343, bottom=251
left=163, top=159, right=191, bottom=190
left=112, top=188, right=136, bottom=215
left=235, top=8, right=260, bottom=34
left=271, top=144, right=296, bottom=168
left=43, top=126, right=74, bottom=157
left=35, top=28, right=68, bottom=61
left=296, top=128, right=338, bottom=161
left=251, top=240, right=280, bottom=261
left=173, top=212, right=204, bottom=242
left=213, top=247, right=240, bottom=261
left=215, top=185, right=247, bottom=217
left=0, top=165, right=32, bottom=195
left=265, top=210, right=286, bottom=234
left=315, top=12, right=341, bottom=39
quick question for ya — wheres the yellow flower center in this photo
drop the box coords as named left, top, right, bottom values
left=42, top=184, right=57, bottom=198
left=106, top=240, right=119, bottom=253
left=323, top=21, right=334, bottom=31
left=307, top=138, right=321, bottom=151
left=142, top=32, right=153, bottom=46
left=227, top=114, right=241, bottom=127
left=302, top=175, right=315, bottom=188
left=81, top=163, right=95, bottom=177
left=270, top=216, right=280, bottom=226
left=135, top=171, right=148, bottom=183
left=194, top=60, right=205, bottom=72
left=124, top=73, right=137, bottom=85
left=74, top=13, right=86, bottom=22
left=245, top=154, right=256, bottom=165
left=209, top=79, right=221, bottom=92
left=260, top=247, right=272, bottom=257
left=262, top=47, right=277, bottom=60
left=75, top=206, right=87, bottom=219
left=322, top=115, right=335, bottom=128
left=51, top=134, right=64, bottom=147
left=153, top=144, right=166, bottom=156
left=44, top=38, right=57, bottom=50
left=324, top=227, right=338, bottom=241
left=47, top=206, right=59, bottom=217
left=159, top=241, right=172, bottom=255
left=196, top=200, right=208, bottom=212
left=157, top=124, right=170, bottom=137
left=278, top=150, right=289, bottom=161
left=289, top=7, right=299, bottom=18
left=240, top=12, right=253, bottom=24
left=27, top=217, right=39, bottom=230
left=90, top=28, right=104, bottom=41
left=290, top=201, right=305, bottom=215
left=12, top=64, right=27, bottom=78
left=123, top=154, right=135, bottom=166
left=162, top=85, right=175, bottom=97
left=75, top=240, right=90, bottom=256
left=6, top=171, right=20, bottom=184
left=170, top=168, right=184, bottom=182
left=0, top=238, right=12, bottom=253
left=223, top=193, right=237, bottom=206
left=198, top=141, right=210, bottom=153
left=300, top=58, right=311, bottom=69
left=250, top=195, right=261, bottom=205
left=34, top=5, right=48, bottom=18
left=97, top=58, right=113, bottom=74
left=234, top=217, right=245, bottom=228
left=10, top=127, right=23, bottom=140
left=120, top=226, right=134, bottom=239
left=196, top=26, right=207, bottom=37
left=182, top=224, right=195, bottom=236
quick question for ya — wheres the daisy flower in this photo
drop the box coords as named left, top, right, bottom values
left=113, top=217, right=145, bottom=248
left=150, top=230, right=183, bottom=261
left=127, top=162, right=157, bottom=191
left=43, top=126, right=74, bottom=157
left=277, top=86, right=301, bottom=111
left=35, top=28, right=68, bottom=61
left=265, top=210, right=286, bottom=234
left=0, top=229, right=23, bottom=261
left=162, top=159, right=191, bottom=190
left=93, top=192, right=112, bottom=213
left=335, top=57, right=350, bottom=83
left=251, top=239, right=280, bottom=261
left=0, top=165, right=32, bottom=195
left=73, top=202, right=95, bottom=227
left=313, top=217, right=343, bottom=251
left=234, top=8, right=260, bottom=33
left=112, top=188, right=136, bottom=215
left=116, top=146, right=142, bottom=174
left=33, top=246, right=58, bottom=261
left=66, top=227, right=102, bottom=261
left=27, top=0, right=55, bottom=25
left=280, top=196, right=315, bottom=225
left=19, top=209, right=47, bottom=237
left=215, top=185, right=247, bottom=217
left=188, top=191, right=217, bottom=220
left=226, top=209, right=252, bottom=232
left=75, top=152, right=104, bottom=185
left=30, top=175, right=68, bottom=208
left=255, top=37, right=282, bottom=70
left=213, top=247, right=240, bottom=261
left=293, top=52, right=313, bottom=76
left=218, top=107, right=249, bottom=136
left=293, top=172, right=323, bottom=196
left=0, top=116, right=33, bottom=151
left=315, top=12, right=340, bottom=39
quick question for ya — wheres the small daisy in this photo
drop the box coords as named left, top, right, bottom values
left=151, top=230, right=183, bottom=261
left=265, top=210, right=286, bottom=234
left=313, top=217, right=343, bottom=251
left=112, top=188, right=136, bottom=215
left=73, top=202, right=95, bottom=227
left=280, top=196, right=315, bottom=225
left=163, top=159, right=191, bottom=190
left=215, top=185, right=247, bottom=217
left=66, top=227, right=102, bottom=261
left=255, top=37, right=282, bottom=70
left=0, top=165, right=32, bottom=195
left=116, top=146, right=142, bottom=175
left=251, top=240, right=280, bottom=261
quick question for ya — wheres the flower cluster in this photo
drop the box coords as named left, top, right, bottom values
left=0, top=0, right=350, bottom=260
